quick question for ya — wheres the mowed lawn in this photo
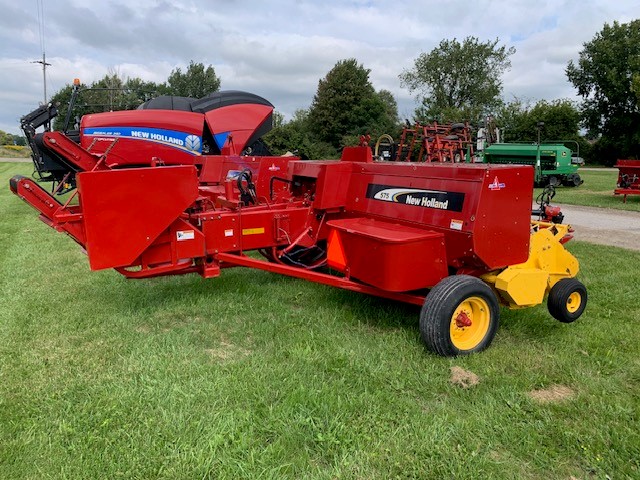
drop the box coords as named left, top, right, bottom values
left=1, top=162, right=639, bottom=479
left=536, top=168, right=640, bottom=211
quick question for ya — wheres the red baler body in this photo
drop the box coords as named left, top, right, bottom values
left=12, top=92, right=589, bottom=356
left=11, top=127, right=534, bottom=305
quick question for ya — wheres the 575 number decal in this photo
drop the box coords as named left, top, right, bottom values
left=366, top=184, right=465, bottom=212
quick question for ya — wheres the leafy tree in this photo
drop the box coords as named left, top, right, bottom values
left=86, top=73, right=157, bottom=112
left=161, top=61, right=221, bottom=98
left=50, top=73, right=160, bottom=130
left=263, top=109, right=336, bottom=159
left=632, top=73, right=640, bottom=106
left=376, top=89, right=400, bottom=129
left=496, top=99, right=581, bottom=142
left=50, top=81, right=89, bottom=131
left=271, top=110, right=286, bottom=129
left=566, top=20, right=640, bottom=164
left=0, top=130, right=26, bottom=145
left=47, top=60, right=221, bottom=130
left=400, top=37, right=515, bottom=123
left=495, top=98, right=591, bottom=161
left=307, top=59, right=398, bottom=149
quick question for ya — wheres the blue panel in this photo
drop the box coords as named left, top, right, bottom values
left=214, top=132, right=230, bottom=149
left=83, top=126, right=202, bottom=154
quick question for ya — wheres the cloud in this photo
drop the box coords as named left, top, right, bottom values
left=0, top=0, right=636, bottom=134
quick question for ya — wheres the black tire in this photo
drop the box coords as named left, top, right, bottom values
left=548, top=176, right=560, bottom=187
left=571, top=174, right=583, bottom=187
left=563, top=173, right=582, bottom=187
left=420, top=275, right=500, bottom=357
left=547, top=278, right=587, bottom=323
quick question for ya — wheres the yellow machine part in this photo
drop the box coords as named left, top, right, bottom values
left=482, top=223, right=579, bottom=308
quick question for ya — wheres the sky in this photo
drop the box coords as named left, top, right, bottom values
left=0, top=0, right=637, bottom=135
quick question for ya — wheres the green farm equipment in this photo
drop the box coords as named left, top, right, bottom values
left=482, top=143, right=584, bottom=187
left=381, top=122, right=584, bottom=188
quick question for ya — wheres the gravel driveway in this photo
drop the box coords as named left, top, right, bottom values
left=557, top=204, right=640, bottom=252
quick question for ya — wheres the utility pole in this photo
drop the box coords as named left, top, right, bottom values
left=32, top=52, right=51, bottom=104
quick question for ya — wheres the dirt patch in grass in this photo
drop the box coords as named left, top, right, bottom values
left=450, top=366, right=479, bottom=388
left=205, top=339, right=251, bottom=362
left=528, top=384, right=575, bottom=403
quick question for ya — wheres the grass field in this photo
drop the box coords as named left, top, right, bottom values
left=1, top=162, right=640, bottom=479
left=536, top=168, right=640, bottom=211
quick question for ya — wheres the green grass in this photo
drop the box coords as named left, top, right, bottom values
left=536, top=169, right=640, bottom=211
left=1, top=162, right=640, bottom=479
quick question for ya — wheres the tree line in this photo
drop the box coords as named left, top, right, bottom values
left=34, top=19, right=640, bottom=165
left=0, top=130, right=26, bottom=146
left=48, top=61, right=221, bottom=131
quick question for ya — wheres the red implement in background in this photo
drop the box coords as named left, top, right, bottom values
left=614, top=159, right=640, bottom=202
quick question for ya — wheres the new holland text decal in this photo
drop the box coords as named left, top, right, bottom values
left=366, top=184, right=465, bottom=212
left=83, top=126, right=202, bottom=155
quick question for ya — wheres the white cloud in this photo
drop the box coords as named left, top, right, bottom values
left=0, top=0, right=637, bottom=134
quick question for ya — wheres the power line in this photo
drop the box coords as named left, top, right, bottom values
left=33, top=0, right=50, bottom=104
left=36, top=0, right=45, bottom=53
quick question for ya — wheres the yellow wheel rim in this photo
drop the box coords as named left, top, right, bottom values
left=566, top=292, right=582, bottom=313
left=450, top=296, right=491, bottom=351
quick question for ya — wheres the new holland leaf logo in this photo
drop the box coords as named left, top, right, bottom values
left=185, top=135, right=202, bottom=152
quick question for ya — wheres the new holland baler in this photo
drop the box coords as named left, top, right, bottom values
left=10, top=90, right=587, bottom=356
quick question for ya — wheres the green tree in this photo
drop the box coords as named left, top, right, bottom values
left=495, top=98, right=591, bottom=161
left=50, top=82, right=89, bottom=131
left=50, top=73, right=160, bottom=130
left=566, top=20, right=640, bottom=164
left=632, top=73, right=640, bottom=106
left=400, top=37, right=515, bottom=123
left=307, top=59, right=398, bottom=149
left=0, top=130, right=26, bottom=145
left=376, top=89, right=399, bottom=128
left=161, top=61, right=221, bottom=98
left=263, top=109, right=336, bottom=159
left=47, top=61, right=221, bottom=131
left=496, top=99, right=581, bottom=142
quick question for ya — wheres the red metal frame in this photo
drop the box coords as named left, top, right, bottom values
left=396, top=122, right=474, bottom=163
left=11, top=110, right=537, bottom=307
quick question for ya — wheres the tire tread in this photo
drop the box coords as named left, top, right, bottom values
left=420, top=275, right=499, bottom=356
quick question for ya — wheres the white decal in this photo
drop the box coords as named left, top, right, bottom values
left=488, top=177, right=506, bottom=191
left=177, top=230, right=195, bottom=241
left=450, top=219, right=464, bottom=231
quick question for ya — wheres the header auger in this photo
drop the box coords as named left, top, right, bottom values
left=11, top=89, right=587, bottom=356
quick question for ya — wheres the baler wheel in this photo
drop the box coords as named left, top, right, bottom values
left=420, top=275, right=500, bottom=356
left=547, top=278, right=587, bottom=323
